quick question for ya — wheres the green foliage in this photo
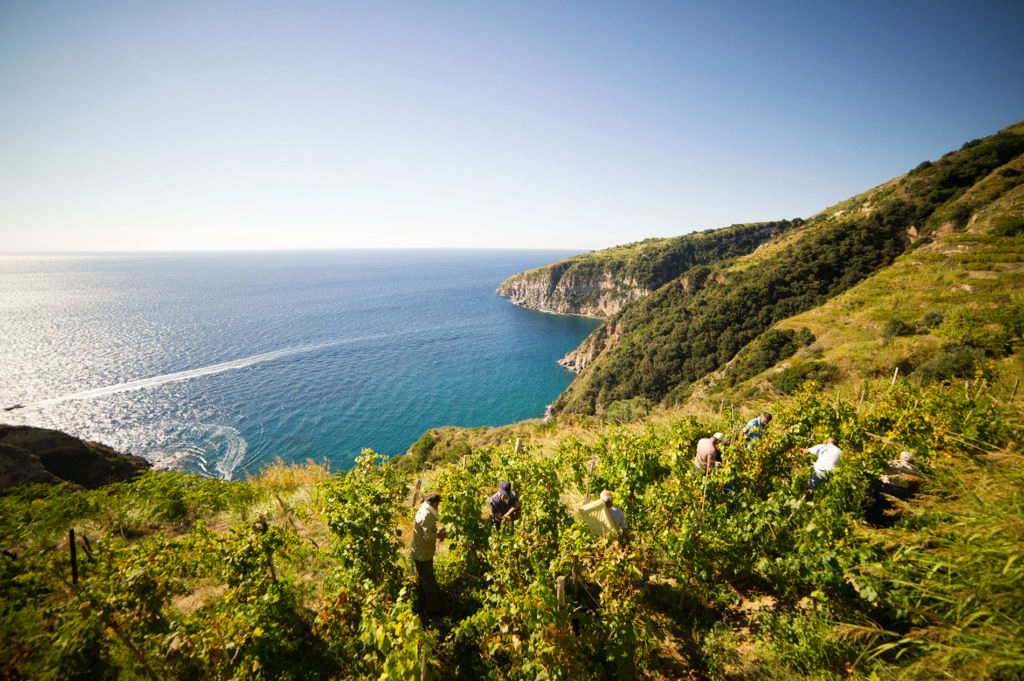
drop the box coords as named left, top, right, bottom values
left=883, top=318, right=919, bottom=338
left=319, top=450, right=407, bottom=587
left=770, top=362, right=841, bottom=394
left=556, top=204, right=910, bottom=414
left=912, top=345, right=986, bottom=384
left=723, top=327, right=816, bottom=386
left=1, top=375, right=1022, bottom=680
left=600, top=396, right=651, bottom=422
left=991, top=214, right=1024, bottom=236
left=920, top=311, right=944, bottom=328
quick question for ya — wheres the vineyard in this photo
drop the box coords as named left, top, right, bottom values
left=2, top=376, right=1022, bottom=680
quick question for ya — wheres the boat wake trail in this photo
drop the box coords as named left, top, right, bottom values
left=21, top=342, right=342, bottom=409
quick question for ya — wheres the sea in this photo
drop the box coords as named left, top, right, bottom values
left=0, top=250, right=600, bottom=478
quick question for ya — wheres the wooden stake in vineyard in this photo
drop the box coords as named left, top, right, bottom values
left=69, top=528, right=78, bottom=585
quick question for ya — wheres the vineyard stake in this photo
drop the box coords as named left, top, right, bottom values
left=697, top=465, right=711, bottom=529
left=69, top=529, right=78, bottom=585
left=583, top=458, right=597, bottom=502
left=857, top=385, right=865, bottom=414
left=411, top=479, right=422, bottom=508
left=420, top=649, right=428, bottom=681
left=514, top=438, right=521, bottom=454
left=1011, top=377, right=1020, bottom=404
left=557, top=576, right=566, bottom=609
left=891, top=367, right=899, bottom=386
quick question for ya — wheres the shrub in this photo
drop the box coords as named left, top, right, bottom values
left=770, top=361, right=840, bottom=393
left=912, top=346, right=985, bottom=384
left=883, top=318, right=918, bottom=338
left=920, top=311, right=944, bottom=328
left=990, top=215, right=1024, bottom=237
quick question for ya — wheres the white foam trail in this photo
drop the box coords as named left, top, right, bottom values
left=21, top=341, right=342, bottom=409
left=211, top=424, right=247, bottom=480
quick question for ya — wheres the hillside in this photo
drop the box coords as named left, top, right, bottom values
left=498, top=120, right=1024, bottom=416
left=4, top=121, right=1024, bottom=681
left=496, top=220, right=796, bottom=317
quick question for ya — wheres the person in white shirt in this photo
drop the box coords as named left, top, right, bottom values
left=600, top=489, right=630, bottom=543
left=802, top=437, right=841, bottom=490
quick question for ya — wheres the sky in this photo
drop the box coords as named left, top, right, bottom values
left=1, top=0, right=1022, bottom=253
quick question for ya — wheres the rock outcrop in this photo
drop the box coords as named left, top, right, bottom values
left=496, top=266, right=648, bottom=318
left=0, top=425, right=150, bottom=491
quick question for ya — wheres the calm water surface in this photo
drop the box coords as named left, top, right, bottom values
left=0, top=250, right=598, bottom=477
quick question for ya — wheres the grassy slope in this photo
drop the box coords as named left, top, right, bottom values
left=549, top=120, right=1024, bottom=416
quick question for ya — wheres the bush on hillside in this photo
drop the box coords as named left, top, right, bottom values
left=912, top=345, right=986, bottom=384
left=990, top=214, right=1024, bottom=237
left=883, top=318, right=919, bottom=338
left=770, top=361, right=840, bottom=394
left=920, top=311, right=944, bottom=328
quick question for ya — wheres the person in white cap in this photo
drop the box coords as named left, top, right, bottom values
left=694, top=432, right=726, bottom=472
left=600, top=489, right=629, bottom=543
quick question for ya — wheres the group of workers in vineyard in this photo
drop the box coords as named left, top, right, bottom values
left=411, top=411, right=919, bottom=616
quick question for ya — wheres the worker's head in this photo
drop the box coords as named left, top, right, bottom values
left=826, top=436, right=838, bottom=446
left=760, top=413, right=772, bottom=425
left=498, top=481, right=512, bottom=500
left=426, top=492, right=442, bottom=508
left=899, top=451, right=915, bottom=463
left=600, top=489, right=613, bottom=507
left=712, top=432, right=725, bottom=444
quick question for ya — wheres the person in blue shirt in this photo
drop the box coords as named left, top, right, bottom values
left=743, top=413, right=772, bottom=442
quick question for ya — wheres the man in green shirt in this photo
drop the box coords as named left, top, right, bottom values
left=412, top=493, right=446, bottom=616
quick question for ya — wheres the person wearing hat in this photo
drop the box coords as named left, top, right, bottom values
left=412, top=492, right=446, bottom=615
left=490, top=481, right=522, bottom=528
left=694, top=432, right=726, bottom=473
left=600, top=489, right=630, bottom=543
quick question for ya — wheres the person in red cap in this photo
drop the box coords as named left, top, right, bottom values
left=489, top=481, right=522, bottom=528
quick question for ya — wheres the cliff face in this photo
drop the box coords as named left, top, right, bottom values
left=0, top=425, right=150, bottom=491
left=496, top=268, right=647, bottom=318
left=557, top=320, right=622, bottom=372
left=496, top=221, right=795, bottom=320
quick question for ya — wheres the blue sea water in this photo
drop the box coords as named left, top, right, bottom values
left=0, top=250, right=599, bottom=478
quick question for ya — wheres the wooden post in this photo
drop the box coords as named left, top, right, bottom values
left=965, top=380, right=971, bottom=399
left=583, top=458, right=597, bottom=502
left=1011, top=377, right=1020, bottom=404
left=514, top=437, right=521, bottom=454
left=857, top=385, right=865, bottom=415
left=411, top=479, right=422, bottom=508
left=891, top=367, right=899, bottom=386
left=557, top=576, right=566, bottom=609
left=420, top=649, right=428, bottom=681
left=69, top=529, right=78, bottom=585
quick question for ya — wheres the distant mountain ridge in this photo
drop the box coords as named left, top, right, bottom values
left=498, top=119, right=1024, bottom=416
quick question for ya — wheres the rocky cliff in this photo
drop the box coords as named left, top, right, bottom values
left=0, top=425, right=150, bottom=491
left=496, top=266, right=648, bottom=318
left=496, top=221, right=793, bottom=320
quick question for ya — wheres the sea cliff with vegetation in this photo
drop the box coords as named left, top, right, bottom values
left=3, top=120, right=1024, bottom=681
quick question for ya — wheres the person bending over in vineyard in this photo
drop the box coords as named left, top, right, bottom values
left=802, top=437, right=841, bottom=491
left=694, top=432, right=726, bottom=473
left=869, top=451, right=921, bottom=525
left=601, top=489, right=630, bottom=543
left=490, top=481, right=522, bottom=528
left=742, top=413, right=772, bottom=443
left=412, top=492, right=446, bottom=616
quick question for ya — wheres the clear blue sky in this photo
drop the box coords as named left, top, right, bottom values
left=1, top=0, right=1022, bottom=252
